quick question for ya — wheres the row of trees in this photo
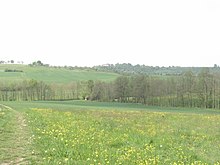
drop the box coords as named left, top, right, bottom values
left=0, top=60, right=24, bottom=64
left=112, top=69, right=220, bottom=109
left=1, top=69, right=220, bottom=109
left=0, top=80, right=52, bottom=101
left=0, top=79, right=96, bottom=101
left=94, top=63, right=220, bottom=76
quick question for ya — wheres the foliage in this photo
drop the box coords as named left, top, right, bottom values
left=4, top=69, right=23, bottom=72
left=2, top=64, right=220, bottom=110
left=94, top=63, right=220, bottom=76
left=30, top=60, right=49, bottom=67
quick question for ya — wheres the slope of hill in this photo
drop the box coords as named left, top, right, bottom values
left=0, top=64, right=119, bottom=83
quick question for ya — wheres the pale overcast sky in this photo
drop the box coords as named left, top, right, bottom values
left=0, top=0, right=220, bottom=67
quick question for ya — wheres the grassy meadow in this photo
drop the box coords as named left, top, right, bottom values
left=0, top=64, right=119, bottom=83
left=1, top=101, right=220, bottom=164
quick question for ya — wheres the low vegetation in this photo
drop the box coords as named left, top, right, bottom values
left=0, top=104, right=34, bottom=164
left=1, top=61, right=220, bottom=164
left=0, top=64, right=119, bottom=84
left=1, top=101, right=219, bottom=164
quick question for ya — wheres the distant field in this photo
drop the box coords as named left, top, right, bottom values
left=5, top=100, right=220, bottom=115
left=0, top=64, right=119, bottom=83
left=1, top=101, right=220, bottom=164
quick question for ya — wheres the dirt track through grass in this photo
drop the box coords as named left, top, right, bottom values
left=0, top=104, right=32, bottom=165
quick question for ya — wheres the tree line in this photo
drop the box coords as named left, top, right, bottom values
left=1, top=68, right=220, bottom=109
left=89, top=68, right=220, bottom=109
left=94, top=63, right=220, bottom=76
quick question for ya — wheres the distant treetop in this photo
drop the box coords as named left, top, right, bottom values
left=30, top=61, right=49, bottom=67
left=94, top=63, right=220, bottom=76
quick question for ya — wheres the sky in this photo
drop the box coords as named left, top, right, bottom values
left=0, top=0, right=220, bottom=67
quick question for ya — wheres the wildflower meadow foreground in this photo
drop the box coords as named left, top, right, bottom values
left=25, top=108, right=220, bottom=164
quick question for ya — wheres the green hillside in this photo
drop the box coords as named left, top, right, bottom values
left=0, top=64, right=119, bottom=83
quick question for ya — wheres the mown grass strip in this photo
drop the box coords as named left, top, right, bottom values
left=0, top=104, right=34, bottom=164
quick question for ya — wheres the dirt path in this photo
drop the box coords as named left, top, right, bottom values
left=0, top=104, right=32, bottom=165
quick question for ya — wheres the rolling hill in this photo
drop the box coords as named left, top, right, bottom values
left=0, top=64, right=119, bottom=84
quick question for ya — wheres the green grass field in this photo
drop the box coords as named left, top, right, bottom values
left=1, top=101, right=220, bottom=164
left=0, top=64, right=119, bottom=83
